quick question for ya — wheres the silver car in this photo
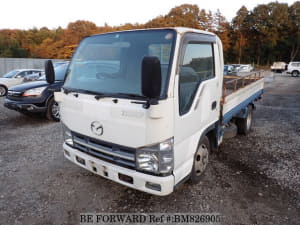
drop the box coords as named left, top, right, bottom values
left=0, top=69, right=43, bottom=96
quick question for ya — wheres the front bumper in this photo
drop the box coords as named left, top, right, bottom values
left=4, top=99, right=46, bottom=113
left=63, top=143, right=175, bottom=196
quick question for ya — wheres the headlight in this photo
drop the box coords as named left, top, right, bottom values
left=136, top=138, right=174, bottom=175
left=22, top=86, right=47, bottom=96
left=62, top=123, right=73, bottom=146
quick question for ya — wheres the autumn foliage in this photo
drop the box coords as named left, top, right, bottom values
left=0, top=2, right=300, bottom=65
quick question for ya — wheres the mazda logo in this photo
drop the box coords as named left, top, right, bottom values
left=91, top=121, right=103, bottom=136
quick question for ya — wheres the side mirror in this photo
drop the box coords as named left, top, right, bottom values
left=45, top=60, right=55, bottom=84
left=141, top=56, right=161, bottom=102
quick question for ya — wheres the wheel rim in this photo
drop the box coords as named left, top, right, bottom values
left=292, top=71, right=298, bottom=76
left=246, top=110, right=252, bottom=130
left=194, top=144, right=209, bottom=176
left=0, top=86, right=6, bottom=96
left=51, top=101, right=60, bottom=119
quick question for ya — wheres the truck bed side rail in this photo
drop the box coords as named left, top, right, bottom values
left=222, top=71, right=263, bottom=104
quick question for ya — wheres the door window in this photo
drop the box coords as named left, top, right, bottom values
left=16, top=71, right=27, bottom=78
left=179, top=42, right=214, bottom=115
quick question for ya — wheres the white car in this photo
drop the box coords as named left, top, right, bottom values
left=238, top=64, right=254, bottom=73
left=0, top=69, right=43, bottom=96
left=287, top=62, right=300, bottom=77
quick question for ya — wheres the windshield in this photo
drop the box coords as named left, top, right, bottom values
left=3, top=70, right=19, bottom=78
left=64, top=29, right=176, bottom=98
left=39, top=63, right=69, bottom=81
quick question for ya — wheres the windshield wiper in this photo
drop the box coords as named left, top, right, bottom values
left=63, top=87, right=108, bottom=97
left=63, top=87, right=118, bottom=100
left=94, top=93, right=118, bottom=100
left=62, top=87, right=146, bottom=101
left=115, top=93, right=145, bottom=99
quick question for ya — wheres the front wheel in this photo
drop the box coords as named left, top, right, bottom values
left=190, top=136, right=210, bottom=184
left=0, top=85, right=7, bottom=97
left=236, top=105, right=253, bottom=135
left=46, top=97, right=60, bottom=122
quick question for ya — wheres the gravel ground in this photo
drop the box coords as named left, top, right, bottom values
left=0, top=72, right=299, bottom=225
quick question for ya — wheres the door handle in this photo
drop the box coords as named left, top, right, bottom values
left=211, top=101, right=217, bottom=110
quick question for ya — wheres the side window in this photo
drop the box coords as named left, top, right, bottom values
left=179, top=42, right=214, bottom=115
left=17, top=71, right=27, bottom=78
left=291, top=63, right=300, bottom=67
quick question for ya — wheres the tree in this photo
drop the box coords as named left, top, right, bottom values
left=1, top=2, right=299, bottom=63
left=213, top=10, right=230, bottom=55
left=288, top=1, right=300, bottom=61
left=63, top=20, right=98, bottom=45
left=232, top=6, right=249, bottom=64
left=167, top=4, right=201, bottom=28
left=247, top=2, right=289, bottom=65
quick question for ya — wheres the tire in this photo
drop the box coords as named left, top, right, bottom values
left=236, top=105, right=253, bottom=135
left=190, top=136, right=210, bottom=184
left=291, top=70, right=299, bottom=77
left=46, top=97, right=60, bottom=122
left=0, top=85, right=7, bottom=97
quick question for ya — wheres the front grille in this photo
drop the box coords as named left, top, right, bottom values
left=7, top=90, right=22, bottom=97
left=72, top=132, right=136, bottom=169
left=7, top=90, right=23, bottom=100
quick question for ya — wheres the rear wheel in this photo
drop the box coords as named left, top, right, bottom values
left=236, top=105, right=253, bottom=135
left=190, top=136, right=210, bottom=184
left=291, top=70, right=299, bottom=77
left=46, top=97, right=60, bottom=122
left=0, top=85, right=7, bottom=96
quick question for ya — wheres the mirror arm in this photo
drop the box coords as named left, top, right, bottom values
left=131, top=98, right=159, bottom=109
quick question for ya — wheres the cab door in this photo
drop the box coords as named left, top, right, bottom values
left=173, top=33, right=222, bottom=183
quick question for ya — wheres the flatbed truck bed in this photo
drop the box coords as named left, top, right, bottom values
left=222, top=72, right=264, bottom=123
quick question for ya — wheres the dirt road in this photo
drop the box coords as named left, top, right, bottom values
left=0, top=73, right=299, bottom=225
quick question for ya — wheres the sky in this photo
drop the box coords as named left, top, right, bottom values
left=0, top=0, right=297, bottom=29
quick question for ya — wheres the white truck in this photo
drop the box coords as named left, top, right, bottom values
left=45, top=27, right=264, bottom=196
left=270, top=61, right=286, bottom=73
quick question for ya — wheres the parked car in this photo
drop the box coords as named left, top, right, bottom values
left=238, top=64, right=254, bottom=73
left=17, top=62, right=69, bottom=83
left=224, top=65, right=234, bottom=75
left=4, top=63, right=69, bottom=121
left=54, top=61, right=70, bottom=68
left=0, top=69, right=43, bottom=96
left=23, top=71, right=44, bottom=82
left=287, top=62, right=300, bottom=77
left=231, top=64, right=241, bottom=72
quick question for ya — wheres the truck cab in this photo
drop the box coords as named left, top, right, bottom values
left=52, top=28, right=263, bottom=195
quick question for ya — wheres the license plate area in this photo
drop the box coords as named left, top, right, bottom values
left=76, top=156, right=86, bottom=165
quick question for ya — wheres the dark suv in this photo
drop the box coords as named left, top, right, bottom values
left=4, top=63, right=68, bottom=121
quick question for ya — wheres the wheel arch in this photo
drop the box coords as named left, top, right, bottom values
left=197, top=121, right=219, bottom=153
left=45, top=94, right=54, bottom=106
